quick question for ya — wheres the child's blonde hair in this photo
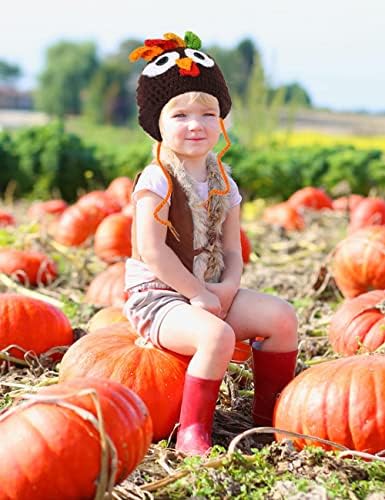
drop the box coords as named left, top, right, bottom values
left=160, top=91, right=219, bottom=121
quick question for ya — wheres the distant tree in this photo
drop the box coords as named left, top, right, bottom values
left=269, top=82, right=312, bottom=107
left=0, top=59, right=22, bottom=84
left=35, top=41, right=99, bottom=116
left=84, top=38, right=143, bottom=125
left=208, top=38, right=260, bottom=98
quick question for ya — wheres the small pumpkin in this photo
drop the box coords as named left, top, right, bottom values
left=77, top=190, right=121, bottom=217
left=331, top=225, right=385, bottom=298
left=106, top=176, right=134, bottom=207
left=332, top=194, right=364, bottom=213
left=274, top=354, right=385, bottom=453
left=88, top=306, right=128, bottom=332
left=59, top=323, right=189, bottom=441
left=288, top=187, right=333, bottom=211
left=0, top=293, right=73, bottom=358
left=0, top=249, right=57, bottom=286
left=348, top=197, right=385, bottom=233
left=28, top=199, right=68, bottom=219
left=240, top=228, right=251, bottom=264
left=0, top=209, right=15, bottom=227
left=94, top=213, right=132, bottom=263
left=85, top=262, right=127, bottom=307
left=263, top=202, right=305, bottom=231
left=328, top=290, right=385, bottom=355
left=0, top=377, right=152, bottom=499
left=54, top=203, right=105, bottom=246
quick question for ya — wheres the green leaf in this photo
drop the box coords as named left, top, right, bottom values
left=184, top=31, right=202, bottom=50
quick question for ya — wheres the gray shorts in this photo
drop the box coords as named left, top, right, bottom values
left=123, top=283, right=189, bottom=348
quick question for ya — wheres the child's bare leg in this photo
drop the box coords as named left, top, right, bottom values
left=157, top=303, right=235, bottom=455
left=225, top=289, right=298, bottom=350
left=225, top=288, right=298, bottom=426
left=158, top=303, right=236, bottom=379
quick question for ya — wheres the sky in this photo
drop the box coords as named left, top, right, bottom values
left=1, top=0, right=385, bottom=113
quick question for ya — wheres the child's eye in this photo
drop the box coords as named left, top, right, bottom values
left=204, top=112, right=216, bottom=117
left=173, top=113, right=186, bottom=118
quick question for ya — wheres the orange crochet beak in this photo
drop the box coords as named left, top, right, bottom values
left=176, top=57, right=200, bottom=77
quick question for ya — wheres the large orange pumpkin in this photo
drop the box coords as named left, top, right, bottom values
left=262, top=202, right=305, bottom=231
left=0, top=249, right=57, bottom=286
left=94, top=213, right=132, bottom=263
left=106, top=176, right=134, bottom=207
left=0, top=377, right=152, bottom=499
left=0, top=293, right=73, bottom=358
left=288, top=187, right=333, bottom=211
left=87, top=306, right=250, bottom=363
left=85, top=262, right=126, bottom=307
left=331, top=225, right=385, bottom=298
left=329, top=290, right=385, bottom=355
left=274, top=354, right=385, bottom=453
left=348, top=197, right=385, bottom=233
left=59, top=323, right=189, bottom=441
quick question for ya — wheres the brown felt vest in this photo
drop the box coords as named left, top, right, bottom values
left=131, top=171, right=201, bottom=274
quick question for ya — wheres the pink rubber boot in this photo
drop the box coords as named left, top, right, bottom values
left=252, top=346, right=298, bottom=426
left=175, top=374, right=221, bottom=456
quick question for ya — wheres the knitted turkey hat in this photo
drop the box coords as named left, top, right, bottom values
left=129, top=31, right=232, bottom=141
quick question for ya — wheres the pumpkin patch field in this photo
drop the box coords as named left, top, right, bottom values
left=2, top=191, right=385, bottom=499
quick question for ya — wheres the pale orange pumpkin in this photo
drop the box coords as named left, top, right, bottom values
left=84, top=262, right=127, bottom=307
left=59, top=323, right=189, bottom=441
left=331, top=225, right=385, bottom=298
left=263, top=202, right=305, bottom=231
left=88, top=306, right=128, bottom=332
left=106, top=176, right=134, bottom=207
left=94, top=213, right=132, bottom=263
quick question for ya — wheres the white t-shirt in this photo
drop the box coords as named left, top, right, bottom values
left=132, top=163, right=242, bottom=207
left=125, top=163, right=242, bottom=290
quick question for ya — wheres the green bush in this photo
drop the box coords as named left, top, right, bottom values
left=11, top=121, right=106, bottom=201
left=2, top=123, right=385, bottom=201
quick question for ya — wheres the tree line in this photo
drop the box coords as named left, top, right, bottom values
left=1, top=37, right=312, bottom=126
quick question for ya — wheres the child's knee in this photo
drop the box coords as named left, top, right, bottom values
left=200, top=322, right=235, bottom=356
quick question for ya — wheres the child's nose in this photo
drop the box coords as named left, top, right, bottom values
left=188, top=118, right=203, bottom=130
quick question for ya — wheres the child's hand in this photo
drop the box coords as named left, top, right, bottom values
left=205, top=282, right=238, bottom=319
left=189, top=289, right=222, bottom=317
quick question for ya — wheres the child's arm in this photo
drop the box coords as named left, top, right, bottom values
left=135, top=190, right=221, bottom=314
left=221, top=204, right=243, bottom=289
left=205, top=204, right=243, bottom=317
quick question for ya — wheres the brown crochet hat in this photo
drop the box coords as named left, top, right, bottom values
left=129, top=31, right=232, bottom=141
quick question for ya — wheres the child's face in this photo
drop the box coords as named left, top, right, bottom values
left=159, top=92, right=221, bottom=162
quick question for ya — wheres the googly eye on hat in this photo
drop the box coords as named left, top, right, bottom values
left=129, top=31, right=232, bottom=141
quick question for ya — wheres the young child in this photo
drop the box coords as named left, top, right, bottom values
left=125, top=31, right=298, bottom=456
